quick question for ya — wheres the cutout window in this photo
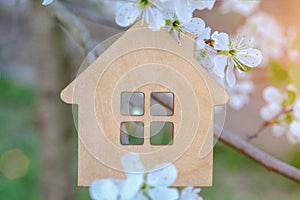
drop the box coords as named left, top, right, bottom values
left=150, top=122, right=173, bottom=145
left=120, top=91, right=175, bottom=146
left=121, top=92, right=144, bottom=116
left=120, top=122, right=144, bottom=145
left=150, top=92, right=174, bottom=116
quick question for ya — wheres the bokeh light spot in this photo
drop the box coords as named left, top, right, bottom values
left=0, top=149, right=30, bottom=180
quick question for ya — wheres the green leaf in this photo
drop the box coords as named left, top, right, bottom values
left=291, top=38, right=300, bottom=51
left=282, top=90, right=297, bottom=107
left=288, top=64, right=300, bottom=92
left=268, top=61, right=289, bottom=86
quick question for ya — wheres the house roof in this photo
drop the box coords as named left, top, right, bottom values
left=61, top=21, right=229, bottom=106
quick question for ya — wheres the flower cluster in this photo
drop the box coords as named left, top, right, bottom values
left=115, top=0, right=215, bottom=31
left=260, top=86, right=300, bottom=144
left=114, top=0, right=262, bottom=87
left=89, top=153, right=203, bottom=200
left=42, top=0, right=263, bottom=88
left=195, top=31, right=262, bottom=87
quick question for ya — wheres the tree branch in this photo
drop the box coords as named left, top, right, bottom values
left=216, top=126, right=300, bottom=184
left=47, top=1, right=100, bottom=54
left=46, top=1, right=300, bottom=185
left=62, top=2, right=121, bottom=30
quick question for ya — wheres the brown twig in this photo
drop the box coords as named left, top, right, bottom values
left=247, top=108, right=294, bottom=141
left=217, top=126, right=300, bottom=184
left=247, top=120, right=275, bottom=141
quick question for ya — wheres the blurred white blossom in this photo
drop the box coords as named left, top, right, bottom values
left=260, top=86, right=300, bottom=144
left=238, top=12, right=285, bottom=65
left=227, top=72, right=254, bottom=110
left=89, top=153, right=204, bottom=200
left=289, top=101, right=300, bottom=143
left=180, top=187, right=203, bottom=200
left=287, top=27, right=300, bottom=64
left=260, top=86, right=283, bottom=121
left=219, top=0, right=260, bottom=16
left=42, top=0, right=53, bottom=6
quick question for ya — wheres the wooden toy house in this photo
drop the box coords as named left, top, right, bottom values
left=61, top=22, right=229, bottom=187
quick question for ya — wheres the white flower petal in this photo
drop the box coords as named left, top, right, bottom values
left=199, top=27, right=211, bottom=40
left=212, top=31, right=230, bottom=50
left=148, top=187, right=179, bottom=200
left=213, top=55, right=227, bottom=77
left=42, top=0, right=53, bottom=6
left=182, top=18, right=205, bottom=37
left=189, top=0, right=216, bottom=10
left=236, top=80, right=254, bottom=94
left=145, top=7, right=165, bottom=31
left=180, top=186, right=203, bottom=200
left=289, top=121, right=300, bottom=138
left=89, top=179, right=119, bottom=200
left=176, top=0, right=194, bottom=22
left=156, top=0, right=177, bottom=10
left=260, top=103, right=282, bottom=121
left=229, top=94, right=248, bottom=110
left=133, top=193, right=148, bottom=200
left=147, top=163, right=177, bottom=187
left=119, top=175, right=144, bottom=200
left=116, top=3, right=141, bottom=27
left=271, top=124, right=286, bottom=137
left=287, top=131, right=299, bottom=144
left=226, top=63, right=236, bottom=87
left=263, top=86, right=283, bottom=104
left=121, top=153, right=145, bottom=174
left=293, top=101, right=300, bottom=118
left=236, top=48, right=262, bottom=68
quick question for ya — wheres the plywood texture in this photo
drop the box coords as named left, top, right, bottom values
left=61, top=21, right=229, bottom=187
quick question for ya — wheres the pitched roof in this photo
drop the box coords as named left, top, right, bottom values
left=61, top=21, right=229, bottom=106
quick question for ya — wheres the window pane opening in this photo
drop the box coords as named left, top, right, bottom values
left=120, top=122, right=144, bottom=145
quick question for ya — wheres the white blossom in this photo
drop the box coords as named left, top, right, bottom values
left=227, top=72, right=254, bottom=110
left=219, top=0, right=260, bottom=16
left=180, top=187, right=203, bottom=200
left=289, top=101, right=300, bottom=142
left=195, top=27, right=217, bottom=71
left=260, top=86, right=300, bottom=143
left=165, top=13, right=206, bottom=42
left=89, top=153, right=180, bottom=200
left=271, top=124, right=286, bottom=137
left=174, top=0, right=215, bottom=22
left=115, top=0, right=172, bottom=31
left=212, top=31, right=262, bottom=87
left=90, top=179, right=121, bottom=200
left=260, top=86, right=283, bottom=121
